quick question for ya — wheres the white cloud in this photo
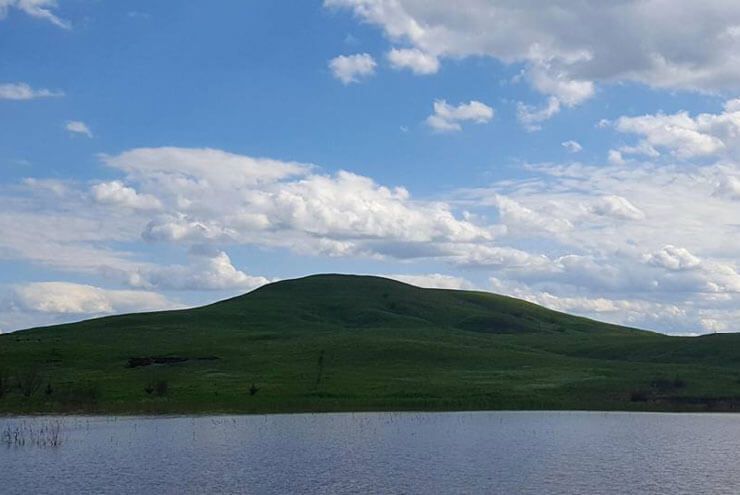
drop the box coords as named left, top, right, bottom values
left=608, top=149, right=626, bottom=166
left=125, top=247, right=271, bottom=292
left=387, top=48, right=439, bottom=75
left=326, top=0, right=740, bottom=125
left=0, top=0, right=69, bottom=28
left=610, top=100, right=740, bottom=163
left=99, top=147, right=493, bottom=253
left=65, top=120, right=92, bottom=138
left=91, top=181, right=162, bottom=211
left=102, top=147, right=309, bottom=188
left=561, top=140, right=583, bottom=153
left=453, top=158, right=740, bottom=333
left=328, top=53, right=377, bottom=84
left=8, top=282, right=177, bottom=315
left=645, top=245, right=701, bottom=271
left=714, top=173, right=740, bottom=200
left=425, top=99, right=493, bottom=132
left=516, top=97, right=560, bottom=131
left=490, top=195, right=572, bottom=235
left=0, top=82, right=63, bottom=100
left=589, top=195, right=645, bottom=221
left=386, top=273, right=474, bottom=290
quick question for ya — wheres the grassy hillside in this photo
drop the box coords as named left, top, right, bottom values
left=1, top=274, right=739, bottom=414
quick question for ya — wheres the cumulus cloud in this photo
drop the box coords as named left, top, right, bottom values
left=125, top=247, right=271, bottom=292
left=8, top=282, right=177, bottom=315
left=561, top=140, right=583, bottom=153
left=453, top=158, right=740, bottom=333
left=326, top=1, right=740, bottom=125
left=645, top=245, right=701, bottom=271
left=65, top=120, right=92, bottom=138
left=714, top=174, right=740, bottom=200
left=608, top=149, right=626, bottom=166
left=328, top=53, right=377, bottom=84
left=589, top=195, right=645, bottom=221
left=0, top=82, right=63, bottom=100
left=91, top=181, right=162, bottom=211
left=516, top=97, right=561, bottom=131
left=100, top=147, right=492, bottom=253
left=610, top=100, right=740, bottom=161
left=0, top=0, right=69, bottom=28
left=387, top=48, right=439, bottom=75
left=425, top=99, right=493, bottom=132
left=386, top=273, right=475, bottom=290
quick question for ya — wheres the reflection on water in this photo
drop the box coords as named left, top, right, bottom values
left=2, top=411, right=740, bottom=494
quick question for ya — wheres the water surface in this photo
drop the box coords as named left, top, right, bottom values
left=2, top=411, right=739, bottom=494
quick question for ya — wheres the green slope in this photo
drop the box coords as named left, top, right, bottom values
left=1, top=274, right=739, bottom=414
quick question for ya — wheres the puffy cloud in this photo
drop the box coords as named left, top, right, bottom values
left=65, top=120, right=92, bottom=138
left=386, top=273, right=475, bottom=290
left=102, top=147, right=309, bottom=189
left=0, top=0, right=68, bottom=28
left=425, top=99, right=493, bottom=132
left=325, top=0, right=740, bottom=98
left=455, top=158, right=740, bottom=333
left=589, top=195, right=645, bottom=221
left=126, top=248, right=271, bottom=291
left=0, top=82, right=63, bottom=100
left=8, top=282, right=177, bottom=315
left=328, top=53, right=377, bottom=84
left=645, top=245, right=702, bottom=271
left=561, top=140, right=583, bottom=153
left=490, top=195, right=572, bottom=235
left=516, top=97, right=561, bottom=131
left=714, top=173, right=740, bottom=200
left=91, top=181, right=162, bottom=210
left=387, top=48, right=439, bottom=75
left=612, top=100, right=740, bottom=160
left=0, top=147, right=494, bottom=291
left=608, top=149, right=626, bottom=166
left=100, top=147, right=492, bottom=253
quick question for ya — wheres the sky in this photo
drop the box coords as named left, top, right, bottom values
left=1, top=0, right=739, bottom=335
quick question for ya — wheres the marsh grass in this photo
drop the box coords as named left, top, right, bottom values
left=1, top=420, right=64, bottom=448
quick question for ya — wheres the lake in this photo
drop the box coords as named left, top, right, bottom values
left=2, top=411, right=739, bottom=494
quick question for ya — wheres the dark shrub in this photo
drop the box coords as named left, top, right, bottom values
left=249, top=383, right=260, bottom=396
left=154, top=380, right=168, bottom=397
left=0, top=370, right=10, bottom=399
left=56, top=383, right=100, bottom=409
left=18, top=368, right=43, bottom=398
left=630, top=390, right=649, bottom=402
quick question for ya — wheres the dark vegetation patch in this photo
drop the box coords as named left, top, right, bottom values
left=126, top=356, right=219, bottom=368
left=456, top=315, right=543, bottom=334
left=145, top=380, right=169, bottom=397
left=53, top=382, right=101, bottom=410
left=630, top=376, right=688, bottom=403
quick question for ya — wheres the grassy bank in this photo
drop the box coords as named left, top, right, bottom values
left=1, top=275, right=739, bottom=414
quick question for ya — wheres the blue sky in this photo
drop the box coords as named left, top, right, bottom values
left=2, top=0, right=740, bottom=334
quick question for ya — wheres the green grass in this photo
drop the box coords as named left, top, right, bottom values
left=1, top=274, right=739, bottom=414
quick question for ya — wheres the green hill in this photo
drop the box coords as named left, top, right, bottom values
left=1, top=274, right=739, bottom=414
